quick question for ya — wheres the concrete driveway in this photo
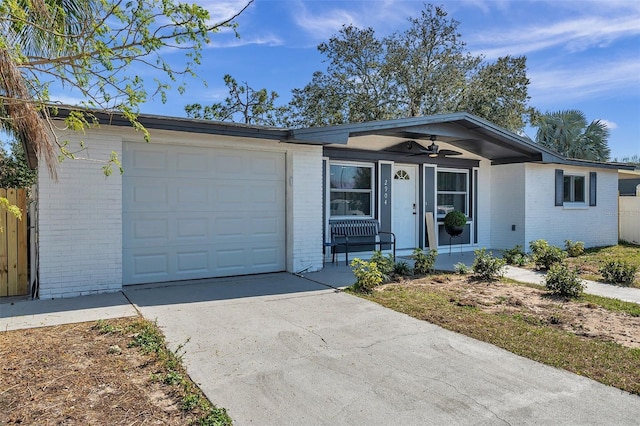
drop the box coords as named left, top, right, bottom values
left=125, top=273, right=640, bottom=425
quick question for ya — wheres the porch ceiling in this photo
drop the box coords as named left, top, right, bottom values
left=287, top=113, right=546, bottom=165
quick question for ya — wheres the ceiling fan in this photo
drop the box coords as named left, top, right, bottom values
left=406, top=135, right=462, bottom=157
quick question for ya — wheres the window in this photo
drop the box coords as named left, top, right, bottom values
left=329, top=163, right=373, bottom=217
left=437, top=169, right=468, bottom=219
left=555, top=169, right=596, bottom=207
left=394, top=170, right=410, bottom=180
left=563, top=175, right=585, bottom=203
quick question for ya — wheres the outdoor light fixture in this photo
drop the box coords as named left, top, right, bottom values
left=428, top=135, right=439, bottom=157
left=405, top=135, right=462, bottom=158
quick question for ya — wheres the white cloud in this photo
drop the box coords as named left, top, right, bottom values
left=207, top=33, right=283, bottom=48
left=290, top=0, right=418, bottom=42
left=292, top=3, right=362, bottom=41
left=528, top=58, right=640, bottom=103
left=195, top=0, right=254, bottom=24
left=472, top=14, right=640, bottom=59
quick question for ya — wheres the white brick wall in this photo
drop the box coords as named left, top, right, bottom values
left=37, top=125, right=324, bottom=297
left=38, top=131, right=123, bottom=298
left=523, top=163, right=618, bottom=249
left=287, top=147, right=324, bottom=273
left=490, top=163, right=526, bottom=249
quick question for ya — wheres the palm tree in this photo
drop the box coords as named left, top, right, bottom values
left=1, top=0, right=94, bottom=178
left=533, top=110, right=610, bottom=162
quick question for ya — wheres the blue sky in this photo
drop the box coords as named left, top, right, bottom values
left=69, top=0, right=640, bottom=159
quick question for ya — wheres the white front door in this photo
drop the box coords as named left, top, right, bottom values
left=392, top=164, right=418, bottom=250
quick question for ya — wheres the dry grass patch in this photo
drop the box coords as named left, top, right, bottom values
left=360, top=274, right=640, bottom=395
left=0, top=317, right=231, bottom=425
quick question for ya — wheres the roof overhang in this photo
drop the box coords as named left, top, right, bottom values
left=287, top=113, right=546, bottom=165
left=60, top=108, right=289, bottom=140
left=24, top=107, right=633, bottom=172
left=619, top=169, right=640, bottom=179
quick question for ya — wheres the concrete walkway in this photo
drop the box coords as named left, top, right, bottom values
left=0, top=291, right=138, bottom=331
left=504, top=266, right=640, bottom=304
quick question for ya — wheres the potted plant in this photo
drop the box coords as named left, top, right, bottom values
left=443, top=210, right=466, bottom=237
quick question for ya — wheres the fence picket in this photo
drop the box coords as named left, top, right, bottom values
left=1, top=188, right=29, bottom=297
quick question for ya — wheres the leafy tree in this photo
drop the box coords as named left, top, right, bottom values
left=533, top=110, right=611, bottom=161
left=0, top=0, right=253, bottom=178
left=185, top=74, right=284, bottom=126
left=459, top=56, right=532, bottom=132
left=0, top=139, right=37, bottom=188
left=285, top=5, right=531, bottom=132
left=287, top=25, right=397, bottom=127
left=384, top=5, right=481, bottom=117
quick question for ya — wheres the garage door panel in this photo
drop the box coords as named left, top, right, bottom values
left=176, top=250, right=209, bottom=274
left=213, top=153, right=245, bottom=175
left=251, top=155, right=284, bottom=178
left=131, top=148, right=168, bottom=171
left=213, top=216, right=246, bottom=238
left=251, top=184, right=284, bottom=205
left=215, top=184, right=249, bottom=206
left=130, top=181, right=169, bottom=207
left=177, top=184, right=209, bottom=204
left=176, top=152, right=208, bottom=173
left=123, top=142, right=286, bottom=285
left=176, top=217, right=209, bottom=240
left=124, top=249, right=170, bottom=283
left=250, top=216, right=283, bottom=237
left=123, top=213, right=169, bottom=245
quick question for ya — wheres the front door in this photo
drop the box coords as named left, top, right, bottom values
left=392, top=164, right=418, bottom=250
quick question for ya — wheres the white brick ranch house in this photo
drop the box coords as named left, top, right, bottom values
left=32, top=110, right=628, bottom=298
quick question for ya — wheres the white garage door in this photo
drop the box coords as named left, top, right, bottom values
left=123, top=142, right=286, bottom=285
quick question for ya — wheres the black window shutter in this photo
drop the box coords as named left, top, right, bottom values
left=589, top=172, right=597, bottom=206
left=555, top=169, right=564, bottom=206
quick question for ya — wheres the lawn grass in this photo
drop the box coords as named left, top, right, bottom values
left=360, top=281, right=640, bottom=395
left=564, top=242, right=640, bottom=286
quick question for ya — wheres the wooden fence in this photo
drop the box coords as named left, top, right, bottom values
left=1, top=188, right=29, bottom=297
left=619, top=195, right=640, bottom=246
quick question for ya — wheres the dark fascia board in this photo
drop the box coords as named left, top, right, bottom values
left=51, top=106, right=288, bottom=141
left=44, top=107, right=634, bottom=172
left=538, top=155, right=637, bottom=171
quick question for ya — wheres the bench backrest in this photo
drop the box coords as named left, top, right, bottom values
left=330, top=219, right=380, bottom=237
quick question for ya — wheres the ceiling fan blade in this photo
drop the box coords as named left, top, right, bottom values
left=438, top=149, right=462, bottom=156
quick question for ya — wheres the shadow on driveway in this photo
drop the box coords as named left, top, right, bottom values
left=124, top=272, right=335, bottom=307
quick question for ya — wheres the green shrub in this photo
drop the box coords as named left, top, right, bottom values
left=370, top=250, right=395, bottom=280
left=472, top=248, right=506, bottom=280
left=529, top=239, right=567, bottom=270
left=350, top=258, right=384, bottom=293
left=443, top=210, right=467, bottom=227
left=600, top=261, right=638, bottom=286
left=412, top=248, right=438, bottom=275
left=453, top=262, right=470, bottom=274
left=545, top=263, right=584, bottom=297
left=502, top=245, right=527, bottom=266
left=564, top=240, right=585, bottom=257
left=394, top=261, right=413, bottom=276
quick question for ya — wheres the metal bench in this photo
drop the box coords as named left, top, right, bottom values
left=329, top=219, right=396, bottom=265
